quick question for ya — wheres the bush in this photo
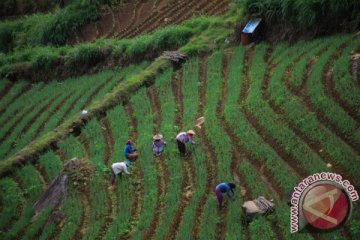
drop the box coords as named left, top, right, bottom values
left=31, top=50, right=59, bottom=70
left=66, top=44, right=103, bottom=68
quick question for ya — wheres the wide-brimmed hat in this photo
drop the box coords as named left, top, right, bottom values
left=153, top=134, right=163, bottom=140
left=186, top=130, right=195, bottom=135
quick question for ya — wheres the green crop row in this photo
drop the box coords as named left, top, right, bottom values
left=3, top=165, right=44, bottom=239
left=0, top=63, right=149, bottom=162
left=0, top=83, right=45, bottom=135
left=80, top=120, right=111, bottom=239
left=129, top=87, right=158, bottom=239
left=0, top=178, right=22, bottom=232
left=53, top=134, right=86, bottom=239
left=103, top=105, right=132, bottom=239
left=306, top=35, right=360, bottom=146
left=0, top=81, right=28, bottom=112
left=247, top=43, right=331, bottom=176
left=268, top=36, right=360, bottom=187
left=176, top=58, right=209, bottom=239
left=153, top=69, right=185, bottom=240
left=200, top=50, right=240, bottom=239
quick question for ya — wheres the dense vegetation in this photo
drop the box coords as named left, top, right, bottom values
left=1, top=33, right=360, bottom=239
left=244, top=0, right=360, bottom=30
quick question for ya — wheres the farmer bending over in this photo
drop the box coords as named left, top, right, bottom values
left=110, top=161, right=130, bottom=185
left=152, top=134, right=166, bottom=157
left=124, top=140, right=138, bottom=161
left=176, top=130, right=196, bottom=157
left=215, top=182, right=236, bottom=209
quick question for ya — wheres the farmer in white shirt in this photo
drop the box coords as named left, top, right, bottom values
left=110, top=161, right=130, bottom=185
left=176, top=130, right=196, bottom=157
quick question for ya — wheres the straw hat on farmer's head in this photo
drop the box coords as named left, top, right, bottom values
left=187, top=130, right=195, bottom=135
left=153, top=134, right=163, bottom=140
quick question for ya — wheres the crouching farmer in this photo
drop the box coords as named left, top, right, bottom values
left=176, top=130, right=196, bottom=157
left=124, top=140, right=138, bottom=161
left=215, top=182, right=236, bottom=210
left=152, top=134, right=166, bottom=157
left=110, top=161, right=130, bottom=185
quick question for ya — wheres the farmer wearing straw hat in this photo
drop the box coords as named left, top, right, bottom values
left=152, top=134, right=167, bottom=157
left=176, top=130, right=196, bottom=157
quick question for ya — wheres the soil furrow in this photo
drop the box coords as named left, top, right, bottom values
left=100, top=118, right=115, bottom=166
left=350, top=50, right=359, bottom=88
left=208, top=0, right=229, bottom=16
left=142, top=86, right=167, bottom=240
left=117, top=1, right=181, bottom=38
left=125, top=1, right=197, bottom=38
left=323, top=39, right=360, bottom=123
left=242, top=47, right=304, bottom=180
left=165, top=68, right=194, bottom=240
left=119, top=104, right=144, bottom=240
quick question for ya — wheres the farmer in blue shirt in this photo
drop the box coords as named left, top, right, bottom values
left=215, top=182, right=236, bottom=209
left=124, top=140, right=138, bottom=161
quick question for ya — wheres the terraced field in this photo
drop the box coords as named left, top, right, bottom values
left=1, top=33, right=360, bottom=239
left=67, top=0, right=229, bottom=44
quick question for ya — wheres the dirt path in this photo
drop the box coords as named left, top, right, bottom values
left=165, top=69, right=195, bottom=240
left=119, top=104, right=145, bottom=239
left=142, top=86, right=169, bottom=240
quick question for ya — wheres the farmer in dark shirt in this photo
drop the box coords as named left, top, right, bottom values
left=215, top=182, right=236, bottom=209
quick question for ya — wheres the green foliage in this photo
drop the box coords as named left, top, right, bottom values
left=244, top=0, right=360, bottom=29
left=66, top=44, right=102, bottom=68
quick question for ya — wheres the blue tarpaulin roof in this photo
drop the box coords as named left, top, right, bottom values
left=242, top=18, right=262, bottom=34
